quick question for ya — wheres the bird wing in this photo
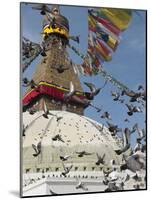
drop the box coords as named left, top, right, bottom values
left=65, top=155, right=71, bottom=159
left=84, top=151, right=92, bottom=155
left=75, top=151, right=82, bottom=155
left=131, top=123, right=138, bottom=133
left=62, top=162, right=66, bottom=171
left=96, top=153, right=100, bottom=159
left=70, top=81, right=74, bottom=92
left=59, top=136, right=65, bottom=143
left=75, top=176, right=80, bottom=183
left=43, top=100, right=48, bottom=113
left=67, top=164, right=73, bottom=171
left=111, top=91, right=117, bottom=97
left=136, top=127, right=145, bottom=139
left=37, top=141, right=41, bottom=152
left=84, top=82, right=96, bottom=93
left=123, top=128, right=131, bottom=146
left=124, top=90, right=137, bottom=97
left=32, top=144, right=38, bottom=154
left=102, top=153, right=106, bottom=160
left=125, top=104, right=133, bottom=111
left=94, top=88, right=101, bottom=96
left=32, top=4, right=51, bottom=13
left=127, top=156, right=142, bottom=172
left=106, top=121, right=114, bottom=128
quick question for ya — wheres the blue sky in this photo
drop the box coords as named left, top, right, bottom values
left=21, top=3, right=146, bottom=147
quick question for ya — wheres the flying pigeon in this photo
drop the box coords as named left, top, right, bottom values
left=84, top=82, right=101, bottom=100
left=75, top=177, right=88, bottom=191
left=95, top=153, right=106, bottom=165
left=32, top=141, right=41, bottom=157
left=101, top=111, right=112, bottom=120
left=61, top=163, right=73, bottom=177
left=115, top=128, right=131, bottom=155
left=75, top=150, right=93, bottom=157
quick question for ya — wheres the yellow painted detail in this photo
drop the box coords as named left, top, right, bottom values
left=43, top=26, right=69, bottom=38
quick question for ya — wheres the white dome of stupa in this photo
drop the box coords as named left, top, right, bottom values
left=22, top=111, right=146, bottom=196
left=23, top=110, right=123, bottom=173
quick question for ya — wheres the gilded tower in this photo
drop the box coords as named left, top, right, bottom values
left=23, top=5, right=84, bottom=115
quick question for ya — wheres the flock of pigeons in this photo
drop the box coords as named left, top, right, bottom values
left=23, top=76, right=146, bottom=192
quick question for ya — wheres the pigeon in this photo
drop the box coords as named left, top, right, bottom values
left=23, top=124, right=28, bottom=137
left=119, top=99, right=125, bottom=103
left=133, top=184, right=140, bottom=189
left=132, top=173, right=142, bottom=182
left=124, top=118, right=130, bottom=123
left=42, top=101, right=50, bottom=118
left=125, top=104, right=134, bottom=116
left=28, top=107, right=37, bottom=115
left=122, top=90, right=142, bottom=102
left=101, top=112, right=112, bottom=120
left=32, top=141, right=41, bottom=157
left=136, top=127, right=146, bottom=142
left=111, top=91, right=118, bottom=97
left=130, top=123, right=138, bottom=134
left=40, top=45, right=47, bottom=57
left=56, top=116, right=63, bottom=122
left=125, top=104, right=141, bottom=115
left=112, top=92, right=120, bottom=101
left=99, top=124, right=104, bottom=132
left=49, top=188, right=57, bottom=195
left=104, top=182, right=119, bottom=192
left=64, top=82, right=76, bottom=101
left=106, top=122, right=122, bottom=135
left=22, top=78, right=38, bottom=90
left=141, top=90, right=146, bottom=101
left=30, top=80, right=38, bottom=89
left=102, top=175, right=109, bottom=185
left=133, top=106, right=142, bottom=113
left=54, top=65, right=69, bottom=73
left=75, top=151, right=93, bottom=157
left=141, top=144, right=146, bottom=153
left=134, top=142, right=142, bottom=153
left=43, top=102, right=63, bottom=121
left=84, top=82, right=102, bottom=100
left=61, top=163, right=73, bottom=177
left=60, top=155, right=71, bottom=161
left=120, top=151, right=146, bottom=172
left=138, top=85, right=145, bottom=91
left=115, top=128, right=131, bottom=155
left=52, top=134, right=65, bottom=143
left=75, top=177, right=88, bottom=191
left=88, top=103, right=102, bottom=112
left=22, top=77, right=30, bottom=86
left=103, top=168, right=113, bottom=177
left=95, top=153, right=105, bottom=165
left=69, top=35, right=80, bottom=43
left=32, top=4, right=51, bottom=15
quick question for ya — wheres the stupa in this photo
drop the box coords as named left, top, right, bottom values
left=21, top=5, right=146, bottom=197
